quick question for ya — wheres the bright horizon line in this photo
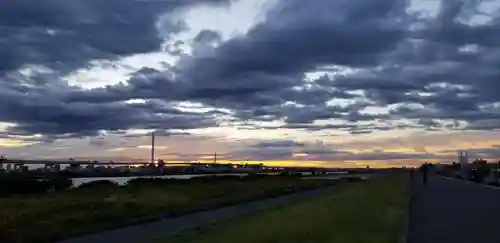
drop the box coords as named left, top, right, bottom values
left=3, top=156, right=444, bottom=168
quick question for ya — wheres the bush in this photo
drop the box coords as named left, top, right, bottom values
left=343, top=176, right=363, bottom=182
left=126, top=177, right=172, bottom=187
left=0, top=177, right=46, bottom=195
left=0, top=175, right=71, bottom=196
left=278, top=172, right=300, bottom=177
left=75, top=180, right=119, bottom=190
left=46, top=176, right=73, bottom=191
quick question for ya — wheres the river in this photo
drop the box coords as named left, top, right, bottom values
left=71, top=172, right=354, bottom=187
left=71, top=173, right=280, bottom=187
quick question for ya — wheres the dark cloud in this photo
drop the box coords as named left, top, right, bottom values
left=0, top=83, right=218, bottom=137
left=242, top=122, right=396, bottom=135
left=206, top=0, right=408, bottom=74
left=193, top=30, right=222, bottom=44
left=251, top=140, right=306, bottom=148
left=152, top=130, right=191, bottom=137
left=89, top=137, right=106, bottom=147
left=154, top=0, right=410, bottom=107
left=229, top=139, right=439, bottom=162
left=426, top=0, right=500, bottom=48
left=0, top=0, right=231, bottom=75
left=63, top=0, right=408, bottom=111
left=2, top=0, right=500, bottom=139
left=124, top=129, right=191, bottom=138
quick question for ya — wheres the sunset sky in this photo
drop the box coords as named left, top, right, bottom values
left=1, top=0, right=500, bottom=168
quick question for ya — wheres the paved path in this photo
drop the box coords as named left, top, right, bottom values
left=57, top=187, right=334, bottom=243
left=408, top=174, right=500, bottom=243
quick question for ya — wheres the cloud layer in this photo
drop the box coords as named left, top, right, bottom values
left=1, top=0, right=500, bottom=164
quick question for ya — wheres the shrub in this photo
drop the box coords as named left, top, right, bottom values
left=0, top=176, right=49, bottom=196
left=343, top=176, right=363, bottom=182
left=46, top=176, right=73, bottom=191
left=126, top=177, right=172, bottom=187
left=75, top=180, right=119, bottom=190
left=278, top=171, right=300, bottom=177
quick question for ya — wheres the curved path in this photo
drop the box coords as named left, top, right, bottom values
left=57, top=187, right=334, bottom=243
left=408, top=175, right=500, bottom=243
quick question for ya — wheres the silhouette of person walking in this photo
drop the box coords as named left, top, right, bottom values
left=421, top=163, right=429, bottom=185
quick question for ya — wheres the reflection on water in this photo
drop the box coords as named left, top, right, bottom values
left=72, top=173, right=275, bottom=187
left=71, top=171, right=361, bottom=187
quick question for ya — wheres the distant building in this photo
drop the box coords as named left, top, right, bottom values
left=459, top=151, right=469, bottom=166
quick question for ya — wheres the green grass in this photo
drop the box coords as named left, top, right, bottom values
left=0, top=176, right=336, bottom=243
left=156, top=174, right=408, bottom=243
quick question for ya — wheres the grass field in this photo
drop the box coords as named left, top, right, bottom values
left=156, top=174, right=408, bottom=243
left=0, top=175, right=336, bottom=243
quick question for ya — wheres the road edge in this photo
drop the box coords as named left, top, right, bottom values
left=441, top=175, right=500, bottom=190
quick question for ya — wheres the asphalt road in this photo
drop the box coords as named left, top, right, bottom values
left=56, top=187, right=334, bottom=243
left=407, top=174, right=500, bottom=243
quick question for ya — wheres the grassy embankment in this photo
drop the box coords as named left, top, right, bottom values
left=0, top=175, right=337, bottom=243
left=157, top=174, right=408, bottom=243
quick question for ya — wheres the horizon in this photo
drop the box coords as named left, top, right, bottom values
left=2, top=0, right=500, bottom=168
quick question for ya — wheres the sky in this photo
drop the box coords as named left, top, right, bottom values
left=1, top=0, right=500, bottom=168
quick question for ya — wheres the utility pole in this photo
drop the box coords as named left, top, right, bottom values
left=151, top=132, right=155, bottom=165
left=214, top=152, right=217, bottom=164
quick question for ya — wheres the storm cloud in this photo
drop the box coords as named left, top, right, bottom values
left=2, top=0, right=500, bottom=140
left=0, top=0, right=232, bottom=74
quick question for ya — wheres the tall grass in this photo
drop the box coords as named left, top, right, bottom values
left=0, top=175, right=335, bottom=243
left=160, top=174, right=408, bottom=243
